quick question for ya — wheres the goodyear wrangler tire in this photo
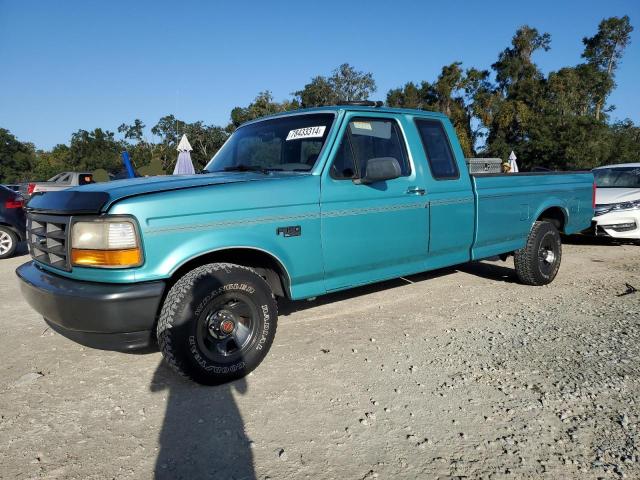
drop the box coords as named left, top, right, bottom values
left=157, top=263, right=278, bottom=385
left=514, top=221, right=562, bottom=286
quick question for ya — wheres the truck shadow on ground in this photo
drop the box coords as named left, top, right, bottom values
left=278, top=260, right=518, bottom=316
left=456, top=261, right=517, bottom=283
left=150, top=362, right=256, bottom=480
left=563, top=234, right=639, bottom=247
left=286, top=234, right=638, bottom=305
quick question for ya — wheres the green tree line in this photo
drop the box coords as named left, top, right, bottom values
left=1, top=16, right=638, bottom=183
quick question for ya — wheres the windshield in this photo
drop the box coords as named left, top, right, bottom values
left=594, top=167, right=640, bottom=188
left=205, top=113, right=335, bottom=173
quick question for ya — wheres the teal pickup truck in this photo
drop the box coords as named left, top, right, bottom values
left=17, top=105, right=595, bottom=385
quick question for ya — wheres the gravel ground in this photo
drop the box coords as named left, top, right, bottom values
left=1, top=237, right=639, bottom=480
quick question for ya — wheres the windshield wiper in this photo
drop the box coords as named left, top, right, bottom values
left=223, top=165, right=270, bottom=174
left=222, top=165, right=288, bottom=174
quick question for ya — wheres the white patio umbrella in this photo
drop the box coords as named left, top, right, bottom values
left=173, top=134, right=196, bottom=175
left=508, top=150, right=519, bottom=173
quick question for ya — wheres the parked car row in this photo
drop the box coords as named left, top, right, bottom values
left=26, top=172, right=95, bottom=197
left=0, top=173, right=96, bottom=259
left=591, top=163, right=640, bottom=240
left=0, top=185, right=26, bottom=259
left=3, top=172, right=96, bottom=201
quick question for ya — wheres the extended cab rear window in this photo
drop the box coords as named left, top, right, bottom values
left=415, top=119, right=459, bottom=180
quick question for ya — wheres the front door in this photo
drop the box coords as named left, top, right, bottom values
left=320, top=113, right=429, bottom=291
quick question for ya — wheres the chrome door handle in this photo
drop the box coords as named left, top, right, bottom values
left=406, top=186, right=426, bottom=195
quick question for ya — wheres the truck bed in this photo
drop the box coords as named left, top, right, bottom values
left=471, top=171, right=594, bottom=260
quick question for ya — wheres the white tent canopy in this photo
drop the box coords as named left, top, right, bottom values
left=177, top=134, right=193, bottom=152
left=508, top=150, right=519, bottom=173
left=173, top=134, right=195, bottom=175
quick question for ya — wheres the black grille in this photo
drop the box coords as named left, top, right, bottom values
left=27, top=213, right=71, bottom=271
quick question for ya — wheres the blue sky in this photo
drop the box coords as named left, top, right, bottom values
left=1, top=0, right=638, bottom=150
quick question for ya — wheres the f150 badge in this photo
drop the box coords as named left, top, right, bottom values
left=276, top=226, right=301, bottom=237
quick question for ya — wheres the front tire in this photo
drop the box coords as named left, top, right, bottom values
left=0, top=226, right=18, bottom=259
left=157, top=263, right=278, bottom=385
left=514, top=221, right=562, bottom=286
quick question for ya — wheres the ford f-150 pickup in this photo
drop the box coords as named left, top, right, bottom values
left=17, top=105, right=595, bottom=385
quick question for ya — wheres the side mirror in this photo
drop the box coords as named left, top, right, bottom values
left=355, top=157, right=402, bottom=184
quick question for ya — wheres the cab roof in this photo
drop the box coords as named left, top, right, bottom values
left=242, top=105, right=448, bottom=126
left=593, top=163, right=640, bottom=169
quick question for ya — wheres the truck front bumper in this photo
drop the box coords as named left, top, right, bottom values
left=16, top=261, right=165, bottom=351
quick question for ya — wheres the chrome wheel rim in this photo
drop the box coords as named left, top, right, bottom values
left=538, top=231, right=559, bottom=275
left=0, top=231, right=12, bottom=255
left=541, top=249, right=556, bottom=264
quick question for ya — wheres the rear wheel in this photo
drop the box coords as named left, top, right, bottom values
left=514, top=221, right=562, bottom=286
left=0, top=227, right=18, bottom=259
left=157, top=263, right=278, bottom=385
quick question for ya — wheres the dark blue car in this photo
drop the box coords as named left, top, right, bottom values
left=0, top=185, right=26, bottom=258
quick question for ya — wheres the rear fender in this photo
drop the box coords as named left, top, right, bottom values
left=532, top=200, right=570, bottom=232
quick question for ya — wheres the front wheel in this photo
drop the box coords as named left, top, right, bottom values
left=157, top=263, right=278, bottom=385
left=514, top=221, right=562, bottom=286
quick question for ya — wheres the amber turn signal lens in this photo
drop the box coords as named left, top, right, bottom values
left=71, top=248, right=142, bottom=267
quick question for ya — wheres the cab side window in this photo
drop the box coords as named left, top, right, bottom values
left=415, top=119, right=459, bottom=180
left=330, top=117, right=410, bottom=180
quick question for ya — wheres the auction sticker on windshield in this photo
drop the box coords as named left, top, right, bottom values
left=286, top=126, right=326, bottom=141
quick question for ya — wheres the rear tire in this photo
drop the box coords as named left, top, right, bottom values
left=0, top=227, right=18, bottom=259
left=514, top=221, right=562, bottom=286
left=157, top=263, right=278, bottom=385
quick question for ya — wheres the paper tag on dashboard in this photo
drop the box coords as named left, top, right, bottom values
left=352, top=121, right=373, bottom=131
left=286, top=126, right=326, bottom=141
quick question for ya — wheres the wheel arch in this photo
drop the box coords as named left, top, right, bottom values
left=0, top=222, right=24, bottom=240
left=168, top=246, right=292, bottom=298
left=536, top=205, right=569, bottom=233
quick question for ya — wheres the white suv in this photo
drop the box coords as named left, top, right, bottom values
left=592, top=163, right=640, bottom=240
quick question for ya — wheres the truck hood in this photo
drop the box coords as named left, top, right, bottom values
left=596, top=187, right=640, bottom=205
left=26, top=172, right=295, bottom=214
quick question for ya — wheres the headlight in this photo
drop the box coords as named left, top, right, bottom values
left=612, top=200, right=640, bottom=211
left=71, top=217, right=142, bottom=268
left=594, top=200, right=640, bottom=216
left=594, top=204, right=612, bottom=216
